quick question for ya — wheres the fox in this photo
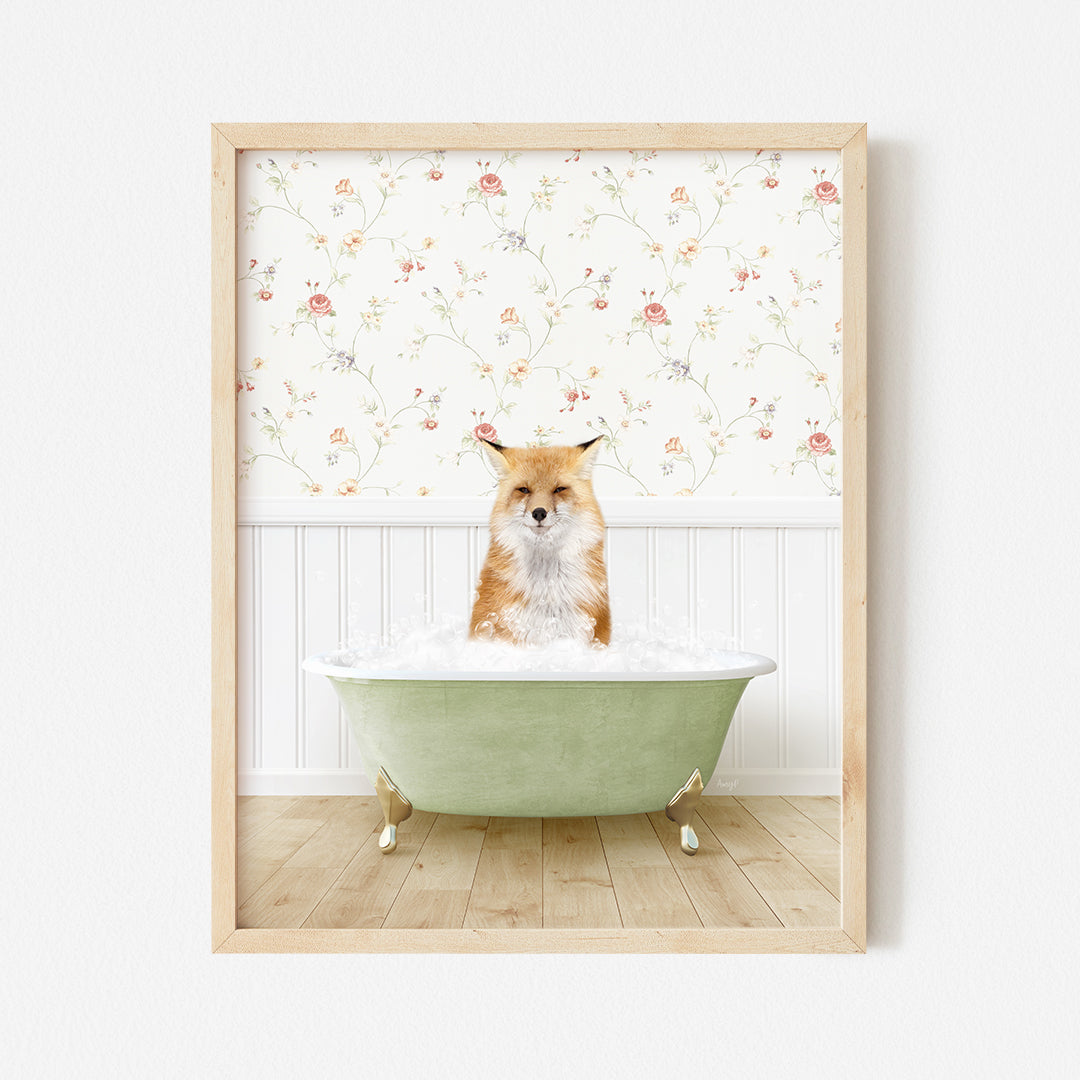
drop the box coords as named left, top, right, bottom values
left=469, top=437, right=611, bottom=647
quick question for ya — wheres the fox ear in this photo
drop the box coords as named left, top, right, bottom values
left=575, top=436, right=603, bottom=479
left=480, top=438, right=511, bottom=477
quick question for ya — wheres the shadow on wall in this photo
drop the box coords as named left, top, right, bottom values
left=867, top=137, right=918, bottom=949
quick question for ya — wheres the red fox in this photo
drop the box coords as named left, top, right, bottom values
left=470, top=438, right=611, bottom=646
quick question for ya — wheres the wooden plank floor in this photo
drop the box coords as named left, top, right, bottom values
left=236, top=795, right=842, bottom=930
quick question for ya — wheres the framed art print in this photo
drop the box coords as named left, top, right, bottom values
left=211, top=123, right=867, bottom=953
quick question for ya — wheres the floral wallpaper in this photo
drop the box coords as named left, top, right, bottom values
left=237, top=147, right=842, bottom=498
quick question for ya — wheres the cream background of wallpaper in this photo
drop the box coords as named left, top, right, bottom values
left=3, top=2, right=1077, bottom=1078
left=235, top=147, right=844, bottom=499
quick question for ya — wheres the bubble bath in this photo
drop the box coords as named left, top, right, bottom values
left=321, top=616, right=760, bottom=678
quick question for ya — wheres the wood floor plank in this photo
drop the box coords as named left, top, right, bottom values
left=277, top=796, right=338, bottom=821
left=463, top=818, right=543, bottom=929
left=696, top=797, right=840, bottom=927
left=303, top=810, right=437, bottom=929
left=646, top=811, right=783, bottom=929
left=542, top=817, right=621, bottom=928
left=736, top=796, right=841, bottom=899
left=237, top=866, right=343, bottom=929
left=237, top=795, right=299, bottom=842
left=237, top=813, right=328, bottom=905
left=782, top=795, right=842, bottom=842
left=609, top=867, right=701, bottom=928
left=596, top=814, right=671, bottom=869
left=595, top=815, right=699, bottom=929
left=284, top=797, right=382, bottom=870
left=382, top=815, right=489, bottom=929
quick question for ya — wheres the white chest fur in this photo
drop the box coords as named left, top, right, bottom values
left=493, top=517, right=605, bottom=643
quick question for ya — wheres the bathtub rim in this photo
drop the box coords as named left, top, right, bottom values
left=301, top=648, right=777, bottom=682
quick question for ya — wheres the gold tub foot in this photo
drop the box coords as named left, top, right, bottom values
left=375, top=767, right=413, bottom=854
left=665, top=768, right=705, bottom=856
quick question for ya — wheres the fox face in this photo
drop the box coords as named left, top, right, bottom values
left=483, top=439, right=603, bottom=543
left=471, top=437, right=611, bottom=646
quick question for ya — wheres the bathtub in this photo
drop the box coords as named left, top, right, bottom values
left=302, top=651, right=776, bottom=855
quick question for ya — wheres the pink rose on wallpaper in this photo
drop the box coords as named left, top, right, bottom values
left=422, top=418, right=439, bottom=431
left=474, top=422, right=498, bottom=443
left=643, top=302, right=668, bottom=325
left=335, top=178, right=353, bottom=196
left=763, top=176, right=779, bottom=189
left=307, top=293, right=333, bottom=317
left=807, top=431, right=833, bottom=455
left=665, top=436, right=684, bottom=454
left=256, top=289, right=273, bottom=301
left=757, top=427, right=774, bottom=440
left=478, top=173, right=503, bottom=196
left=330, top=427, right=348, bottom=445
left=593, top=298, right=608, bottom=310
left=670, top=186, right=690, bottom=204
left=427, top=168, right=444, bottom=181
left=814, top=181, right=839, bottom=205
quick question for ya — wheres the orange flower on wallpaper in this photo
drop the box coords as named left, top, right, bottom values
left=335, top=178, right=353, bottom=196
left=330, top=427, right=348, bottom=444
left=670, top=186, right=689, bottom=204
left=500, top=306, right=518, bottom=324
left=678, top=238, right=701, bottom=262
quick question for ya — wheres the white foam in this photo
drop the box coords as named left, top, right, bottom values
left=314, top=615, right=771, bottom=677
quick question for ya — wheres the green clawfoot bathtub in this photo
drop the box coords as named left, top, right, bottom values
left=302, top=652, right=776, bottom=856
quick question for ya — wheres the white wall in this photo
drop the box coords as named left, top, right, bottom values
left=3, top=2, right=1077, bottom=1078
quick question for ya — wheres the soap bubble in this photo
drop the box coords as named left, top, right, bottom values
left=321, top=615, right=758, bottom=676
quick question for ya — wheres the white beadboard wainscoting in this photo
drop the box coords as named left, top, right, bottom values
left=237, top=497, right=841, bottom=797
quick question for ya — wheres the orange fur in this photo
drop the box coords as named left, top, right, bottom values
left=469, top=440, right=611, bottom=646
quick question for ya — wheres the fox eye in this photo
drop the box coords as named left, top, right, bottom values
left=516, top=486, right=530, bottom=494
left=554, top=486, right=568, bottom=494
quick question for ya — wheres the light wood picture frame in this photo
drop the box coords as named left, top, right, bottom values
left=211, top=122, right=867, bottom=954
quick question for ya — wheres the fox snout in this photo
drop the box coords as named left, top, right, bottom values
left=531, top=507, right=547, bottom=523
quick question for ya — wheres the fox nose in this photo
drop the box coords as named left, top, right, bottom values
left=532, top=507, right=547, bottom=523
